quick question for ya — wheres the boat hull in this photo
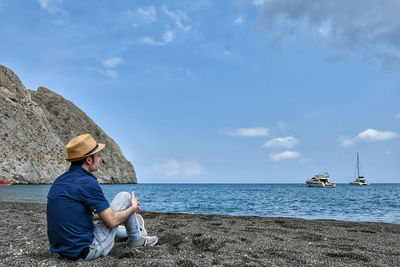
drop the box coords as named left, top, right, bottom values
left=350, top=177, right=370, bottom=186
left=0, top=180, right=11, bottom=186
left=350, top=182, right=370, bottom=186
left=307, top=183, right=325, bottom=187
left=306, top=181, right=336, bottom=188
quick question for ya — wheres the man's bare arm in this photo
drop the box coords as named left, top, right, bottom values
left=98, top=192, right=140, bottom=228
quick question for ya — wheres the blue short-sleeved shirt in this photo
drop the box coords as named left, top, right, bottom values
left=47, top=165, right=110, bottom=258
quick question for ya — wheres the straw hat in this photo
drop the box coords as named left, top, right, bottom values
left=65, top=134, right=105, bottom=162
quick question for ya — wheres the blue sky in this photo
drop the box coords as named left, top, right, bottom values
left=1, top=0, right=399, bottom=183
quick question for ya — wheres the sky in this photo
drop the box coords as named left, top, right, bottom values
left=0, top=0, right=399, bottom=183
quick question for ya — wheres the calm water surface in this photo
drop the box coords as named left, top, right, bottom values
left=1, top=183, right=399, bottom=223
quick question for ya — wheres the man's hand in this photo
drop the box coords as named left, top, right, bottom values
left=98, top=192, right=141, bottom=228
left=131, top=192, right=141, bottom=213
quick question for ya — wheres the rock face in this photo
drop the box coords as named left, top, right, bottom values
left=0, top=65, right=137, bottom=184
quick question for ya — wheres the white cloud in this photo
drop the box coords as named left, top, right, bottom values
left=222, top=127, right=269, bottom=137
left=102, top=57, right=124, bottom=68
left=139, top=33, right=174, bottom=46
left=258, top=0, right=400, bottom=70
left=234, top=15, right=244, bottom=24
left=87, top=57, right=124, bottom=78
left=253, top=0, right=265, bottom=7
left=270, top=151, right=301, bottom=162
left=38, top=0, right=65, bottom=14
left=238, top=128, right=269, bottom=136
left=140, top=37, right=164, bottom=46
left=153, top=159, right=204, bottom=177
left=341, top=128, right=399, bottom=146
left=100, top=70, right=118, bottom=78
left=127, top=6, right=157, bottom=25
left=153, top=159, right=180, bottom=176
left=395, top=113, right=400, bottom=119
left=264, top=136, right=299, bottom=148
left=139, top=5, right=191, bottom=46
left=357, top=129, right=399, bottom=142
left=316, top=20, right=331, bottom=37
left=182, top=161, right=204, bottom=176
left=137, top=6, right=157, bottom=24
left=340, top=138, right=355, bottom=147
left=161, top=5, right=190, bottom=32
left=162, top=30, right=174, bottom=43
left=49, top=20, right=65, bottom=26
left=87, top=67, right=118, bottom=78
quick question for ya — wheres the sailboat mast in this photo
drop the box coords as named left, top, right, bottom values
left=357, top=152, right=360, bottom=178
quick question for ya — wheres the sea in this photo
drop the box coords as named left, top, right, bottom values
left=1, top=183, right=399, bottom=224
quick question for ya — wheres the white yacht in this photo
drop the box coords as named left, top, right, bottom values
left=306, top=172, right=336, bottom=187
left=350, top=153, right=370, bottom=186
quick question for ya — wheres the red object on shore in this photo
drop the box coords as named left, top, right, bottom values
left=0, top=180, right=11, bottom=186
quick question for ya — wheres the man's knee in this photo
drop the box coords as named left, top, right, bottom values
left=110, top=192, right=132, bottom=211
left=116, top=191, right=131, bottom=201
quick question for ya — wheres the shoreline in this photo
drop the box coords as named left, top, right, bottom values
left=1, top=199, right=399, bottom=226
left=1, top=202, right=400, bottom=266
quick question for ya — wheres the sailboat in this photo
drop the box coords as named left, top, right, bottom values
left=350, top=153, right=370, bottom=186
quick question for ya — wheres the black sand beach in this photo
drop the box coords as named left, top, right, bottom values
left=1, top=202, right=399, bottom=266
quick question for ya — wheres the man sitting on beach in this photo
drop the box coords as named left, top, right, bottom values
left=47, top=134, right=157, bottom=261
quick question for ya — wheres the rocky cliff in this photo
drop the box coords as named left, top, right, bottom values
left=0, top=65, right=137, bottom=184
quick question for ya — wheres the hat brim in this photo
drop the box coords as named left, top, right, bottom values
left=65, top=143, right=105, bottom=162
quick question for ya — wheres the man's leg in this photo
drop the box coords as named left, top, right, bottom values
left=84, top=222, right=118, bottom=260
left=109, top=191, right=141, bottom=242
left=116, top=225, right=128, bottom=239
left=111, top=193, right=157, bottom=248
left=116, top=213, right=147, bottom=238
left=85, top=192, right=141, bottom=260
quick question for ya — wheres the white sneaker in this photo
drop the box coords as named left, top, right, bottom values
left=128, top=235, right=158, bottom=248
left=136, top=214, right=147, bottom=236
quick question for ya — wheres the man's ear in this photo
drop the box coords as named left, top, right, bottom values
left=85, top=156, right=92, bottom=165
